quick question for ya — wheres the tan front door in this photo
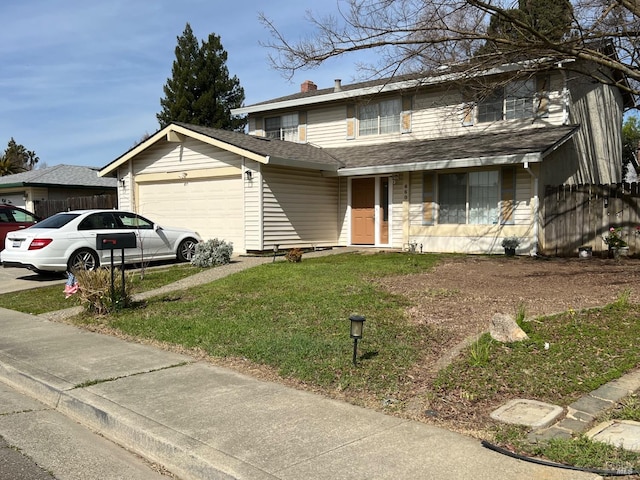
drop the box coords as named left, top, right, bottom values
left=351, top=178, right=375, bottom=244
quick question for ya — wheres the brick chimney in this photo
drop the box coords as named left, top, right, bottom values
left=300, top=80, right=317, bottom=93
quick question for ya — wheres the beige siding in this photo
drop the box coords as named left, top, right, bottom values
left=116, top=166, right=133, bottom=211
left=391, top=176, right=405, bottom=248
left=337, top=177, right=349, bottom=246
left=261, top=166, right=339, bottom=249
left=306, top=105, right=350, bottom=146
left=243, top=160, right=263, bottom=251
left=513, top=168, right=533, bottom=225
left=564, top=74, right=624, bottom=184
left=133, top=138, right=242, bottom=175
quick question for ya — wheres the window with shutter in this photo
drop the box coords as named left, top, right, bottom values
left=500, top=167, right=516, bottom=224
left=298, top=111, right=307, bottom=143
left=401, top=95, right=413, bottom=133
left=346, top=104, right=356, bottom=139
left=535, top=76, right=550, bottom=118
left=423, top=173, right=435, bottom=225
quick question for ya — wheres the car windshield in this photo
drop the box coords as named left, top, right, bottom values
left=31, top=213, right=80, bottom=229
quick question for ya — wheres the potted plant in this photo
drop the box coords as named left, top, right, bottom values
left=604, top=227, right=628, bottom=258
left=501, top=236, right=520, bottom=256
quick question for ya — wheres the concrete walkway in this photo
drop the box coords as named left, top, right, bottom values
left=0, top=253, right=601, bottom=479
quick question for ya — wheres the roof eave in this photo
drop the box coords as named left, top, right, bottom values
left=268, top=156, right=340, bottom=171
left=232, top=59, right=555, bottom=115
left=99, top=124, right=269, bottom=176
left=337, top=152, right=543, bottom=176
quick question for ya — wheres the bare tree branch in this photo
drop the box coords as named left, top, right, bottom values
left=260, top=0, right=640, bottom=100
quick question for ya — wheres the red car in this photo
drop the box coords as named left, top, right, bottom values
left=0, top=205, right=39, bottom=250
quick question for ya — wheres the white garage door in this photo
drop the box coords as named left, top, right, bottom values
left=0, top=194, right=26, bottom=209
left=137, top=177, right=244, bottom=252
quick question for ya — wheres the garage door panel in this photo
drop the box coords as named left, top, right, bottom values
left=137, top=178, right=244, bottom=250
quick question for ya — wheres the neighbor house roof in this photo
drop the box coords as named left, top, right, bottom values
left=0, top=165, right=117, bottom=189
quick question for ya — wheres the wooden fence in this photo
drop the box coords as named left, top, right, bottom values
left=34, top=193, right=117, bottom=219
left=543, top=184, right=640, bottom=256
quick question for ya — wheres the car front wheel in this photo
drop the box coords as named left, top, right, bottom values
left=177, top=238, right=198, bottom=262
left=67, top=248, right=100, bottom=272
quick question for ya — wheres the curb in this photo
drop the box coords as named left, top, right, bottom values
left=0, top=355, right=275, bottom=480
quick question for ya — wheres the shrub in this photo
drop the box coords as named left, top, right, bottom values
left=190, top=238, right=233, bottom=268
left=74, top=268, right=134, bottom=315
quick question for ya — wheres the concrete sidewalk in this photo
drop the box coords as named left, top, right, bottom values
left=0, top=307, right=600, bottom=479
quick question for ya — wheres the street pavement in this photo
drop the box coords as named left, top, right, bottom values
left=0, top=382, right=169, bottom=479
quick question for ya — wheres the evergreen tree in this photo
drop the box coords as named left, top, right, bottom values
left=477, top=0, right=572, bottom=56
left=519, top=0, right=573, bottom=42
left=0, top=138, right=39, bottom=175
left=157, top=24, right=246, bottom=131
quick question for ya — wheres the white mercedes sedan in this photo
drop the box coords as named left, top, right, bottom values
left=1, top=210, right=202, bottom=274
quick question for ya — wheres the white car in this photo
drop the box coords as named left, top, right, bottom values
left=1, top=210, right=202, bottom=274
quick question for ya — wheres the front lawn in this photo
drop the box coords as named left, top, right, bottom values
left=74, top=252, right=440, bottom=395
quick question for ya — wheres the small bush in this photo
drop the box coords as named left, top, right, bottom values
left=75, top=268, right=134, bottom=315
left=191, top=238, right=233, bottom=268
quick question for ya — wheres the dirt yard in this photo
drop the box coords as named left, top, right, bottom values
left=374, top=254, right=640, bottom=433
left=382, top=254, right=640, bottom=358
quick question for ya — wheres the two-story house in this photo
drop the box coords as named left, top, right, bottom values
left=100, top=56, right=633, bottom=256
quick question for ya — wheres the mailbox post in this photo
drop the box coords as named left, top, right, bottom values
left=96, top=233, right=137, bottom=306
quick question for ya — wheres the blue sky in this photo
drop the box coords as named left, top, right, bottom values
left=0, top=1, right=365, bottom=169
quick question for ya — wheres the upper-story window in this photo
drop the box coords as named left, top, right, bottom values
left=477, top=78, right=536, bottom=123
left=265, top=113, right=299, bottom=141
left=358, top=99, right=401, bottom=136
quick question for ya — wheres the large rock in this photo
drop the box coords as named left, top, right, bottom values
left=490, top=313, right=529, bottom=343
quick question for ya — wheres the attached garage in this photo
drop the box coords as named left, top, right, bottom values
left=100, top=123, right=343, bottom=255
left=136, top=175, right=244, bottom=252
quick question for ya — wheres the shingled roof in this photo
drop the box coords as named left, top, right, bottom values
left=101, top=122, right=579, bottom=177
left=175, top=123, right=345, bottom=168
left=0, top=165, right=117, bottom=188
left=326, top=125, right=580, bottom=170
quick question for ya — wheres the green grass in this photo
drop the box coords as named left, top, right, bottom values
left=75, top=252, right=440, bottom=394
left=0, top=264, right=203, bottom=314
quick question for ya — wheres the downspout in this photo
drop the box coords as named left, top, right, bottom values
left=524, top=161, right=539, bottom=256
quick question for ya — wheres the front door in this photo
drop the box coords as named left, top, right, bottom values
left=351, top=178, right=375, bottom=244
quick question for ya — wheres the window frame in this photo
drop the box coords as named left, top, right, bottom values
left=477, top=78, right=537, bottom=123
left=265, top=113, right=299, bottom=141
left=358, top=98, right=402, bottom=136
left=424, top=168, right=515, bottom=225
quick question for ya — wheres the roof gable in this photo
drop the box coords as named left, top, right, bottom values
left=99, top=123, right=343, bottom=177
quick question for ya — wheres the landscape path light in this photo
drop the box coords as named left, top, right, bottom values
left=349, top=315, right=366, bottom=366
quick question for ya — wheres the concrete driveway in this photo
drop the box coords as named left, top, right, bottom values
left=0, top=267, right=66, bottom=294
